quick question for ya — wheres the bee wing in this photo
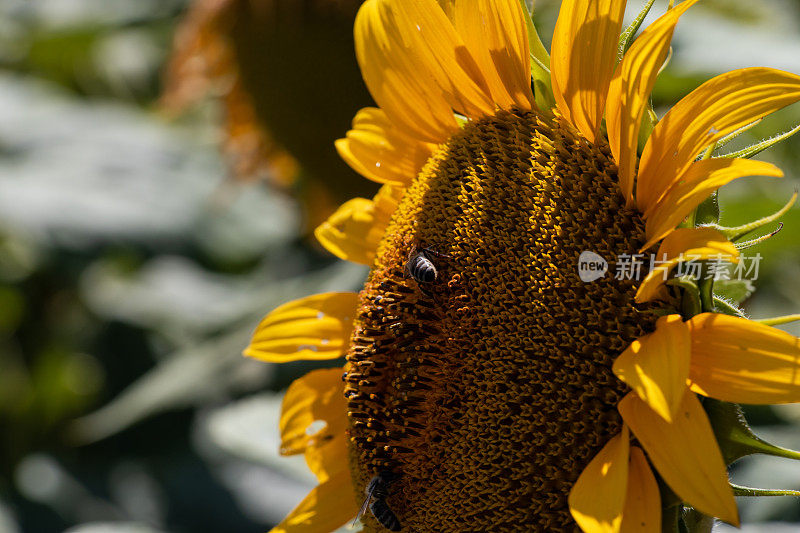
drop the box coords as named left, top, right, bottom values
left=352, top=485, right=375, bottom=528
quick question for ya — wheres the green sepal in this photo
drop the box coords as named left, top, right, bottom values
left=519, top=0, right=549, bottom=67
left=701, top=119, right=761, bottom=159
left=698, top=276, right=714, bottom=312
left=639, top=306, right=679, bottom=317
left=617, top=0, right=656, bottom=61
left=665, top=505, right=682, bottom=533
left=530, top=54, right=556, bottom=113
left=704, top=398, right=800, bottom=465
left=712, top=295, right=746, bottom=317
left=638, top=105, right=658, bottom=153
left=518, top=0, right=555, bottom=113
left=731, top=484, right=800, bottom=498
left=735, top=222, right=783, bottom=250
left=658, top=46, right=673, bottom=76
left=700, top=140, right=716, bottom=161
left=694, top=191, right=720, bottom=225
left=717, top=122, right=800, bottom=160
left=659, top=479, right=683, bottom=533
left=756, top=314, right=800, bottom=327
left=703, top=191, right=797, bottom=241
left=668, top=277, right=702, bottom=318
left=713, top=278, right=755, bottom=305
left=680, top=508, right=714, bottom=533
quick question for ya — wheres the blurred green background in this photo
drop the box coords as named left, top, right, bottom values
left=0, top=1, right=799, bottom=532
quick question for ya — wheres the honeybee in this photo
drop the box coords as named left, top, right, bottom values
left=405, top=246, right=449, bottom=286
left=353, top=471, right=401, bottom=531
left=406, top=250, right=438, bottom=283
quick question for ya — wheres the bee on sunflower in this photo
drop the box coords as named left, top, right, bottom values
left=244, top=0, right=800, bottom=531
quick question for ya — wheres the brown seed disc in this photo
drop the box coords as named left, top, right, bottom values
left=345, top=108, right=655, bottom=532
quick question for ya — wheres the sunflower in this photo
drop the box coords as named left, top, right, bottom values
left=245, top=0, right=800, bottom=531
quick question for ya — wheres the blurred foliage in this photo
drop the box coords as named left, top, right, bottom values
left=0, top=0, right=798, bottom=532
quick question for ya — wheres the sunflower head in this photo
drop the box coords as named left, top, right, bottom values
left=345, top=107, right=657, bottom=531
left=245, top=1, right=800, bottom=531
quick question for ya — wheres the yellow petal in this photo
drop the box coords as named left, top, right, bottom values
left=314, top=185, right=403, bottom=265
left=437, top=0, right=454, bottom=17
left=270, top=470, right=358, bottom=533
left=304, top=425, right=350, bottom=484
left=688, top=313, right=800, bottom=404
left=279, top=367, right=349, bottom=457
left=391, top=0, right=496, bottom=119
left=274, top=369, right=356, bottom=532
left=613, top=315, right=690, bottom=422
left=620, top=447, right=660, bottom=533
left=356, top=0, right=494, bottom=129
left=635, top=227, right=738, bottom=303
left=619, top=391, right=739, bottom=526
left=336, top=107, right=436, bottom=186
left=355, top=0, right=459, bottom=143
left=551, top=0, right=627, bottom=143
left=568, top=426, right=630, bottom=533
left=244, top=293, right=359, bottom=363
left=642, top=158, right=783, bottom=249
left=607, top=0, right=699, bottom=205
left=637, top=67, right=800, bottom=211
left=452, top=0, right=534, bottom=110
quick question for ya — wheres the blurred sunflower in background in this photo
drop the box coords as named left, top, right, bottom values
left=162, top=0, right=377, bottom=227
left=245, top=0, right=800, bottom=531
